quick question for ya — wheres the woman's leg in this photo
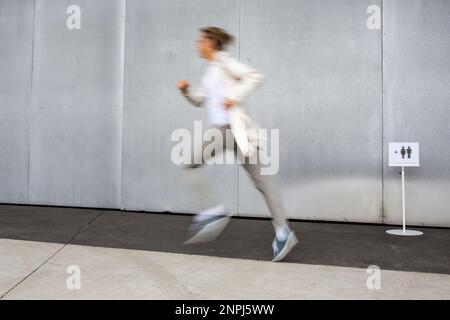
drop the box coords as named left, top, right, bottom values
left=183, top=125, right=228, bottom=212
left=240, top=155, right=289, bottom=236
left=182, top=125, right=232, bottom=244
left=240, top=151, right=298, bottom=261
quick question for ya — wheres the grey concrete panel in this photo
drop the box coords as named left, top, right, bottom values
left=0, top=0, right=34, bottom=203
left=383, top=0, right=450, bottom=227
left=28, top=0, right=125, bottom=207
left=121, top=0, right=240, bottom=213
left=1, top=0, right=448, bottom=227
left=238, top=0, right=383, bottom=222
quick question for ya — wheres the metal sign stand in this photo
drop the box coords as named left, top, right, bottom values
left=386, top=165, right=423, bottom=236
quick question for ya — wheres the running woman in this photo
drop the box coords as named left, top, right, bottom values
left=177, top=26, right=297, bottom=262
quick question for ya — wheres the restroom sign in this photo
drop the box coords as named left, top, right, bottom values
left=389, top=142, right=420, bottom=167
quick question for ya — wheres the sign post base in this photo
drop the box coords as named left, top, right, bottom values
left=386, top=229, right=423, bottom=236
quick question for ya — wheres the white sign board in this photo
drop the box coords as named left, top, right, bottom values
left=389, top=142, right=420, bottom=167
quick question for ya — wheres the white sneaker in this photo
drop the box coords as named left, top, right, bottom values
left=184, top=206, right=231, bottom=245
left=272, top=230, right=298, bottom=262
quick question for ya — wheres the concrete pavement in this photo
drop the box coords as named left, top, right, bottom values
left=1, top=238, right=449, bottom=300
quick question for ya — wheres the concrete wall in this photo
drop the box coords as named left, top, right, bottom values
left=382, top=0, right=450, bottom=226
left=28, top=0, right=125, bottom=208
left=0, top=0, right=34, bottom=203
left=121, top=0, right=240, bottom=214
left=0, top=0, right=449, bottom=227
left=238, top=0, right=383, bottom=223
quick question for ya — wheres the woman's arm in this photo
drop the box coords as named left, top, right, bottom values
left=181, top=86, right=206, bottom=107
left=221, top=55, right=265, bottom=104
left=178, top=79, right=206, bottom=108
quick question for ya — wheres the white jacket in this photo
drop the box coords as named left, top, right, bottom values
left=182, top=50, right=265, bottom=157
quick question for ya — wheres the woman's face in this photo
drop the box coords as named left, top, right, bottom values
left=197, top=32, right=216, bottom=58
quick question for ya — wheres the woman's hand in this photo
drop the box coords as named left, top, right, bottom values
left=177, top=80, right=190, bottom=94
left=223, top=98, right=237, bottom=109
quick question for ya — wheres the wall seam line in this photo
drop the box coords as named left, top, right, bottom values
left=119, top=0, right=127, bottom=211
left=236, top=0, right=242, bottom=217
left=26, top=0, right=37, bottom=204
left=381, top=0, right=385, bottom=224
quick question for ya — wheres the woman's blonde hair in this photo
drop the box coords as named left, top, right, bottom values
left=199, top=26, right=234, bottom=51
